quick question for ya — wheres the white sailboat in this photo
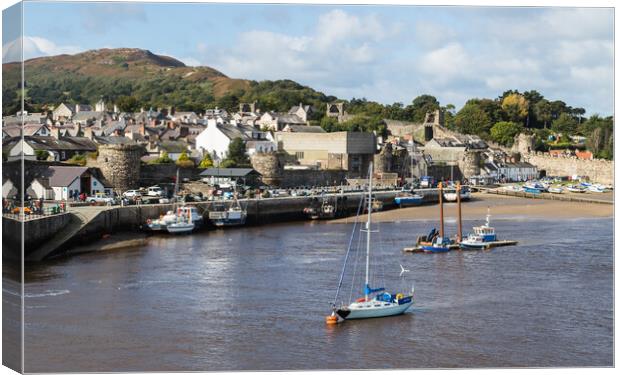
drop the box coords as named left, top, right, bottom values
left=327, top=163, right=414, bottom=324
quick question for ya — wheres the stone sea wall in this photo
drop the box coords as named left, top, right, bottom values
left=523, top=152, right=613, bottom=185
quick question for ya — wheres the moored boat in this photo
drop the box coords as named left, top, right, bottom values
left=395, top=192, right=424, bottom=207
left=566, top=185, right=586, bottom=193
left=459, top=209, right=497, bottom=250
left=548, top=186, right=564, bottom=194
left=327, top=163, right=414, bottom=324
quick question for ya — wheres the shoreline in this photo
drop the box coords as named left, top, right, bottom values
left=330, top=193, right=613, bottom=224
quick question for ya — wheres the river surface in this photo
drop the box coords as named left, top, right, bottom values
left=18, top=217, right=613, bottom=371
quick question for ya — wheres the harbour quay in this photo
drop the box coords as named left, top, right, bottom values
left=5, top=188, right=444, bottom=261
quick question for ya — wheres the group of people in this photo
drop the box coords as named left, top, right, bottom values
left=2, top=197, right=47, bottom=215
left=69, top=190, right=88, bottom=202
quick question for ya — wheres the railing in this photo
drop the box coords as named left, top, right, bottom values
left=2, top=200, right=68, bottom=221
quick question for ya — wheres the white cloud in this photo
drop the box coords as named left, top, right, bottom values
left=205, top=9, right=398, bottom=85
left=2, top=36, right=82, bottom=63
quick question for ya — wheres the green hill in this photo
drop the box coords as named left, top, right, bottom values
left=2, top=48, right=335, bottom=115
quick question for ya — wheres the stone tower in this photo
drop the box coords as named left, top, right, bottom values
left=373, top=143, right=393, bottom=173
left=97, top=144, right=144, bottom=191
left=460, top=149, right=481, bottom=179
left=251, top=152, right=283, bottom=186
left=512, top=133, right=536, bottom=155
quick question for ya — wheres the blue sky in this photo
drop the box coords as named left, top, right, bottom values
left=2, top=1, right=614, bottom=115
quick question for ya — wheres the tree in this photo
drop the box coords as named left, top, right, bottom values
left=551, top=113, right=578, bottom=135
left=454, top=103, right=492, bottom=137
left=501, top=93, right=529, bottom=123
left=534, top=99, right=552, bottom=129
left=116, top=95, right=140, bottom=112
left=198, top=152, right=214, bottom=168
left=406, top=94, right=440, bottom=122
left=490, top=121, right=524, bottom=146
left=222, top=137, right=250, bottom=167
left=175, top=150, right=195, bottom=168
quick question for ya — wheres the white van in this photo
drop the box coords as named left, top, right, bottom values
left=147, top=186, right=164, bottom=197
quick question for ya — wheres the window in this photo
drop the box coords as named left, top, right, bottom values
left=93, top=181, right=97, bottom=186
left=295, top=152, right=304, bottom=159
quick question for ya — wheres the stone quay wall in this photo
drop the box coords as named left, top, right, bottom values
left=523, top=152, right=614, bottom=185
left=2, top=213, right=72, bottom=260
left=279, top=170, right=349, bottom=188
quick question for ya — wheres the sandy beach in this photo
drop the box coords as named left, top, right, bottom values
left=331, top=192, right=613, bottom=223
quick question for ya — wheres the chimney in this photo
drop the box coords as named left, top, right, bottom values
left=113, top=104, right=119, bottom=113
left=167, top=121, right=176, bottom=130
left=74, top=122, right=81, bottom=137
left=140, top=107, right=145, bottom=113
left=51, top=127, right=61, bottom=139
left=84, top=126, right=94, bottom=140
left=168, top=106, right=174, bottom=116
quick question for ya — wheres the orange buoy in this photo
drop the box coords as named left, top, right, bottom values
left=325, top=315, right=338, bottom=325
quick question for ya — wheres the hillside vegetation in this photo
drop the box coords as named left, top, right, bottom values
left=2, top=48, right=613, bottom=159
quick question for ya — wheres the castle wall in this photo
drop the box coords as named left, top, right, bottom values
left=523, top=152, right=613, bottom=185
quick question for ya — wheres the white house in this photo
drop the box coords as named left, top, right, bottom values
left=2, top=179, right=17, bottom=199
left=52, top=103, right=74, bottom=121
left=43, top=166, right=112, bottom=200
left=26, top=178, right=54, bottom=200
left=195, top=119, right=273, bottom=162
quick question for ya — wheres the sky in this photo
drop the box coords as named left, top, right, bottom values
left=1, top=1, right=615, bottom=116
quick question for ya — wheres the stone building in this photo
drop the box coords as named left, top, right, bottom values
left=96, top=144, right=144, bottom=191
left=275, top=131, right=376, bottom=177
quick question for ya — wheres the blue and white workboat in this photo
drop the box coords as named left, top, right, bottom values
left=421, top=236, right=452, bottom=253
left=459, top=210, right=497, bottom=250
left=327, top=163, right=414, bottom=324
left=395, top=192, right=424, bottom=207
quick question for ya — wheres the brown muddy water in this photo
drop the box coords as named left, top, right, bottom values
left=7, top=217, right=613, bottom=371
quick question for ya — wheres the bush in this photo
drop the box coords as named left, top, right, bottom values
left=150, top=151, right=174, bottom=164
left=175, top=150, right=194, bottom=168
left=66, top=153, right=87, bottom=166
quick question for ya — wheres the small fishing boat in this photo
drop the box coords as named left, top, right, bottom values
left=209, top=184, right=247, bottom=227
left=566, top=185, right=586, bottom=193
left=548, top=186, right=564, bottom=194
left=421, top=236, right=452, bottom=253
left=145, top=210, right=177, bottom=231
left=587, top=184, right=607, bottom=193
left=395, top=192, right=424, bottom=207
left=304, top=198, right=336, bottom=220
left=524, top=181, right=546, bottom=194
left=459, top=209, right=497, bottom=250
left=166, top=215, right=195, bottom=234
left=327, top=163, right=414, bottom=324
left=443, top=185, right=471, bottom=202
left=209, top=204, right=247, bottom=227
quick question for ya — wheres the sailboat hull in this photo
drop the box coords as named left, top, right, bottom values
left=338, top=300, right=413, bottom=320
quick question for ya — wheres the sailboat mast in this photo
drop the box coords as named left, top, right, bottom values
left=365, top=162, right=373, bottom=301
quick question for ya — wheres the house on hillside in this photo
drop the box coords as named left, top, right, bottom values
left=256, top=111, right=306, bottom=132
left=5, top=136, right=97, bottom=161
left=195, top=119, right=273, bottom=162
left=288, top=103, right=314, bottom=122
left=52, top=103, right=74, bottom=121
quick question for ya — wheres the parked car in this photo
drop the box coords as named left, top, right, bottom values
left=87, top=193, right=118, bottom=205
left=147, top=186, right=164, bottom=197
left=123, top=190, right=142, bottom=198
